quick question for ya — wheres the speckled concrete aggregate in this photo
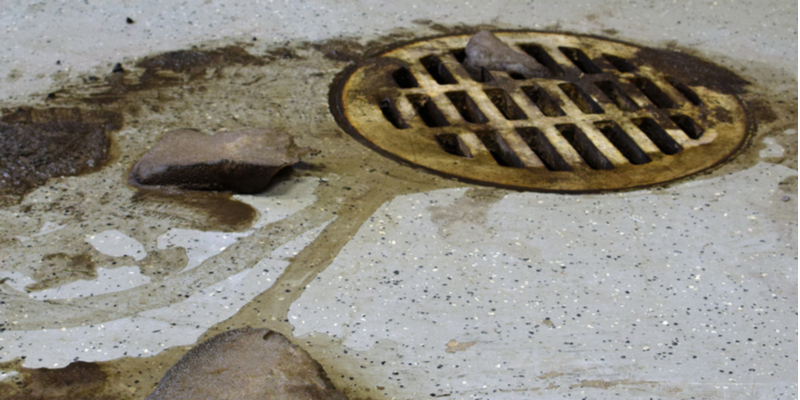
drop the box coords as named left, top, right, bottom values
left=292, top=162, right=796, bottom=398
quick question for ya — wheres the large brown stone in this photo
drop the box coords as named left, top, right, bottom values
left=464, top=30, right=549, bottom=79
left=147, top=328, right=348, bottom=400
left=130, top=128, right=305, bottom=194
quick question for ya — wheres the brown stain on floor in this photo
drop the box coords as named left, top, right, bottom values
left=84, top=45, right=266, bottom=106
left=0, top=348, right=189, bottom=399
left=0, top=361, right=112, bottom=400
left=0, top=107, right=122, bottom=199
left=569, top=379, right=659, bottom=390
left=26, top=253, right=96, bottom=292
left=130, top=188, right=257, bottom=232
left=444, top=340, right=478, bottom=354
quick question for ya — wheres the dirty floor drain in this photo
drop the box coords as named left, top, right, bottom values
left=330, top=32, right=751, bottom=192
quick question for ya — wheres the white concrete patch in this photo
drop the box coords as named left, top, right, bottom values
left=154, top=177, right=319, bottom=273
left=759, top=137, right=785, bottom=158
left=0, top=271, right=37, bottom=293
left=157, top=229, right=251, bottom=272
left=235, top=177, right=319, bottom=228
left=28, top=266, right=150, bottom=300
left=290, top=162, right=797, bottom=395
left=0, top=218, right=330, bottom=368
left=86, top=230, right=147, bottom=261
left=0, top=267, right=275, bottom=368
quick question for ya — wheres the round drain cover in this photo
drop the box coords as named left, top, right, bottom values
left=331, top=32, right=750, bottom=192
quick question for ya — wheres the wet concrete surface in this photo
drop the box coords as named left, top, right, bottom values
left=0, top=1, right=796, bottom=399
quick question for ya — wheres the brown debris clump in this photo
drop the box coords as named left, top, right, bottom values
left=464, top=30, right=549, bottom=79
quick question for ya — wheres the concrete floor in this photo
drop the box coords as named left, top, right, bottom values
left=0, top=1, right=796, bottom=399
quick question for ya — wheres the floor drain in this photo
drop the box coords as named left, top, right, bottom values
left=330, top=32, right=750, bottom=192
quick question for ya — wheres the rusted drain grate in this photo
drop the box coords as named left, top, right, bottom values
left=331, top=32, right=750, bottom=192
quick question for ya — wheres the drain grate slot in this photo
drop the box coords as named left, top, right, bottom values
left=633, top=117, right=682, bottom=154
left=633, top=78, right=676, bottom=108
left=436, top=133, right=473, bottom=158
left=379, top=98, right=409, bottom=129
left=476, top=130, right=523, bottom=167
left=559, top=47, right=602, bottom=74
left=670, top=114, right=705, bottom=139
left=420, top=55, right=458, bottom=85
left=559, top=83, right=604, bottom=114
left=595, top=80, right=640, bottom=111
left=451, top=49, right=495, bottom=82
left=451, top=48, right=467, bottom=63
left=666, top=77, right=703, bottom=106
left=446, top=91, right=489, bottom=124
left=392, top=66, right=419, bottom=88
left=557, top=124, right=614, bottom=170
left=516, top=127, right=572, bottom=171
left=521, top=85, right=565, bottom=117
left=407, top=95, right=450, bottom=127
left=484, top=89, right=527, bottom=120
left=478, top=67, right=496, bottom=82
left=594, top=121, right=651, bottom=165
left=603, top=54, right=637, bottom=73
left=518, top=44, right=564, bottom=77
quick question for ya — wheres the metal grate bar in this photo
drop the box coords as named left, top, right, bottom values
left=476, top=130, right=525, bottom=167
left=391, top=66, right=419, bottom=88
left=632, top=117, right=682, bottom=154
left=633, top=78, right=676, bottom=109
left=666, top=77, right=703, bottom=106
left=559, top=83, right=604, bottom=114
left=595, top=80, right=640, bottom=112
left=435, top=133, right=474, bottom=158
left=603, top=54, right=637, bottom=73
left=594, top=121, right=651, bottom=165
left=445, top=91, right=489, bottom=124
left=518, top=44, right=564, bottom=77
left=521, top=85, right=566, bottom=117
left=669, top=114, right=705, bottom=139
left=556, top=124, right=615, bottom=170
left=379, top=98, right=409, bottom=129
left=420, top=55, right=458, bottom=85
left=484, top=89, right=527, bottom=120
left=559, top=47, right=602, bottom=74
left=407, top=94, right=450, bottom=127
left=516, top=127, right=572, bottom=171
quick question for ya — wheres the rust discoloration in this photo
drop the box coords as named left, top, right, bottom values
left=83, top=45, right=265, bottom=105
left=630, top=47, right=749, bottom=95
left=26, top=253, right=96, bottom=292
left=537, top=371, right=565, bottom=379
left=0, top=361, right=112, bottom=400
left=137, top=46, right=264, bottom=75
left=444, top=339, right=478, bottom=354
left=569, top=379, right=659, bottom=389
left=130, top=188, right=257, bottom=232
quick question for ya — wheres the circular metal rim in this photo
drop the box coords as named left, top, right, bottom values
left=330, top=31, right=751, bottom=193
